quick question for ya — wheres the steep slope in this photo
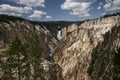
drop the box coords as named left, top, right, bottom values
left=54, top=14, right=120, bottom=80
left=0, top=16, right=63, bottom=80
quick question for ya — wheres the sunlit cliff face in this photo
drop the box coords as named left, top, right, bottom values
left=54, top=15, right=120, bottom=80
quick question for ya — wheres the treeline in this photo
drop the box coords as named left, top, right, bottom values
left=0, top=14, right=26, bottom=23
left=102, top=13, right=120, bottom=18
left=1, top=31, right=44, bottom=80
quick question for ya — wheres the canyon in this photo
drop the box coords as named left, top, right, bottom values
left=0, top=13, right=120, bottom=80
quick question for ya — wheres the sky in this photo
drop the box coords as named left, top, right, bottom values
left=0, top=0, right=120, bottom=21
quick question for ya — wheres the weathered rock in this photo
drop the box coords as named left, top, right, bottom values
left=54, top=15, right=120, bottom=80
left=0, top=19, right=61, bottom=80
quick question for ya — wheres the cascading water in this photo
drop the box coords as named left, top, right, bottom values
left=57, top=30, right=62, bottom=40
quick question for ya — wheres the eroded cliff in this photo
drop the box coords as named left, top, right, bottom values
left=54, top=15, right=120, bottom=80
left=0, top=16, right=62, bottom=80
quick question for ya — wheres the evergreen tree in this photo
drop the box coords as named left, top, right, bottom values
left=2, top=37, right=25, bottom=80
left=29, top=30, right=42, bottom=80
left=20, top=43, right=31, bottom=80
left=112, top=48, right=120, bottom=80
left=2, top=31, right=43, bottom=80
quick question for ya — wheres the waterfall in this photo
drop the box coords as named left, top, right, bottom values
left=57, top=30, right=62, bottom=40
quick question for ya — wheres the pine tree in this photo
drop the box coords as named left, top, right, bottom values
left=20, top=43, right=31, bottom=80
left=2, top=31, right=43, bottom=80
left=29, top=30, right=42, bottom=80
left=2, top=37, right=25, bottom=80
left=112, top=48, right=120, bottom=80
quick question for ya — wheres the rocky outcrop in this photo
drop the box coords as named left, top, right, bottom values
left=40, top=60, right=63, bottom=80
left=0, top=19, right=62, bottom=80
left=54, top=15, right=120, bottom=80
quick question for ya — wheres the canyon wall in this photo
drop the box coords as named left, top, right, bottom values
left=0, top=20, right=62, bottom=80
left=54, top=15, right=120, bottom=80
